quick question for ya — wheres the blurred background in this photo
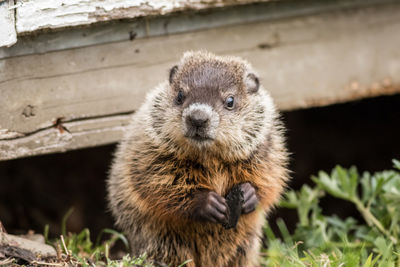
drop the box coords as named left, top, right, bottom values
left=1, top=0, right=399, bottom=239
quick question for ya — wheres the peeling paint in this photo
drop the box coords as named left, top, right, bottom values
left=0, top=0, right=17, bottom=47
left=15, top=0, right=266, bottom=33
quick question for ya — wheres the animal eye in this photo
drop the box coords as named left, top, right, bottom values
left=225, top=96, right=235, bottom=109
left=175, top=90, right=185, bottom=105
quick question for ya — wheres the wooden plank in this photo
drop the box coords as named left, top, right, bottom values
left=1, top=0, right=397, bottom=58
left=14, top=0, right=271, bottom=33
left=0, top=0, right=17, bottom=47
left=1, top=3, right=400, bottom=160
left=0, top=114, right=132, bottom=160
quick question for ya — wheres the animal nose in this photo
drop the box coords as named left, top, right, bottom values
left=187, top=110, right=210, bottom=128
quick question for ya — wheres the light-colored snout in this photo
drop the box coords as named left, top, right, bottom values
left=182, top=103, right=219, bottom=141
left=186, top=109, right=210, bottom=129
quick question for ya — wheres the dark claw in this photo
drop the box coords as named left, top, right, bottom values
left=239, top=182, right=259, bottom=214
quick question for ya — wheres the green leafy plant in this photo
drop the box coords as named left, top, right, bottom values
left=262, top=159, right=400, bottom=267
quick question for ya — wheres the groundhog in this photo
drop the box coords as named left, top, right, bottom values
left=107, top=51, right=289, bottom=267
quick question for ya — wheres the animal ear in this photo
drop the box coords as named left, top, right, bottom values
left=245, top=73, right=259, bottom=93
left=169, top=65, right=178, bottom=84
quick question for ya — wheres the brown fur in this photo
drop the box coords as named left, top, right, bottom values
left=107, top=51, right=289, bottom=267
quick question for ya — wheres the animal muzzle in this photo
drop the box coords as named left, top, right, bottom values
left=182, top=103, right=219, bottom=141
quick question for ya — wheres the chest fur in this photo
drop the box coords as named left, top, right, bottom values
left=189, top=161, right=256, bottom=196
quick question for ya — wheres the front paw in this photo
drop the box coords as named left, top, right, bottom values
left=191, top=191, right=227, bottom=224
left=239, top=182, right=259, bottom=214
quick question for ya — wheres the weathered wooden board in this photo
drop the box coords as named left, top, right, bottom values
left=1, top=3, right=400, bottom=160
left=14, top=0, right=271, bottom=34
left=1, top=0, right=397, bottom=58
left=0, top=0, right=17, bottom=47
left=0, top=115, right=131, bottom=160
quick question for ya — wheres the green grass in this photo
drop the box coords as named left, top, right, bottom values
left=262, top=159, right=400, bottom=267
left=40, top=224, right=155, bottom=266
left=30, top=160, right=400, bottom=266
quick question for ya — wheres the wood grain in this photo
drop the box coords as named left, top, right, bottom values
left=1, top=3, right=400, bottom=160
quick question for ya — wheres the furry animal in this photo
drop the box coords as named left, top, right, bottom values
left=107, top=51, right=289, bottom=267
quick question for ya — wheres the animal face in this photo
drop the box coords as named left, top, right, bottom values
left=149, top=51, right=275, bottom=159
